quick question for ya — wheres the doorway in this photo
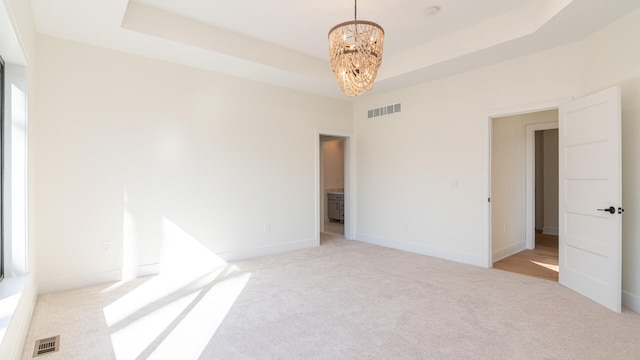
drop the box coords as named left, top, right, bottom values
left=486, top=88, right=622, bottom=312
left=320, top=136, right=345, bottom=237
left=489, top=109, right=560, bottom=281
left=493, top=127, right=559, bottom=281
left=316, top=131, right=352, bottom=245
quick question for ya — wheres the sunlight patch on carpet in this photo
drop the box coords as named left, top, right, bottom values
left=530, top=260, right=559, bottom=272
left=149, top=269, right=250, bottom=358
left=104, top=217, right=251, bottom=358
left=109, top=291, right=199, bottom=359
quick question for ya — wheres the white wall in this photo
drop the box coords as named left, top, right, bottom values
left=579, top=7, right=640, bottom=312
left=33, top=35, right=353, bottom=292
left=355, top=42, right=582, bottom=266
left=491, top=111, right=557, bottom=261
left=354, top=7, right=640, bottom=311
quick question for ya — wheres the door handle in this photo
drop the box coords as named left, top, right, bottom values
left=597, top=206, right=616, bottom=214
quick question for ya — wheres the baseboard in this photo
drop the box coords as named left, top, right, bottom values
left=217, top=238, right=317, bottom=262
left=542, top=226, right=559, bottom=236
left=38, top=263, right=159, bottom=294
left=623, top=290, right=640, bottom=313
left=354, top=233, right=484, bottom=267
left=37, top=239, right=318, bottom=294
left=492, top=241, right=526, bottom=263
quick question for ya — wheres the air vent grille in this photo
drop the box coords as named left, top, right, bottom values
left=33, top=335, right=60, bottom=357
left=367, top=103, right=401, bottom=119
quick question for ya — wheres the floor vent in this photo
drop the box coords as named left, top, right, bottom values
left=367, top=103, right=401, bottom=119
left=33, top=335, right=60, bottom=357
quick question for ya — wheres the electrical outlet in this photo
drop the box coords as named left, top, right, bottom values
left=101, top=241, right=111, bottom=253
left=264, top=224, right=271, bottom=233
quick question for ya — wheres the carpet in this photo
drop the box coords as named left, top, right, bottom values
left=22, top=234, right=640, bottom=359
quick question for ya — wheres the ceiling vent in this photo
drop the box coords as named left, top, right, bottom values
left=367, top=103, right=401, bottom=119
left=33, top=335, right=60, bottom=357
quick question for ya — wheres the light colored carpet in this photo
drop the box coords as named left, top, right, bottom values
left=23, top=234, right=640, bottom=359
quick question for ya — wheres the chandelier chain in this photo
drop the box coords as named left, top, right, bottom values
left=354, top=0, right=357, bottom=20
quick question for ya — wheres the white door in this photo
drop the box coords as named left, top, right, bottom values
left=558, top=86, right=622, bottom=312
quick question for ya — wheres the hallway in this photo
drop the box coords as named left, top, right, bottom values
left=493, top=232, right=559, bottom=281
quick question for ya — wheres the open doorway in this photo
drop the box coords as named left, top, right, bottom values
left=320, top=136, right=345, bottom=238
left=490, top=110, right=559, bottom=281
left=317, top=132, right=353, bottom=244
left=486, top=89, right=622, bottom=311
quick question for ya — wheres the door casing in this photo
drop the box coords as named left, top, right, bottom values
left=485, top=97, right=571, bottom=267
left=525, top=122, right=559, bottom=249
left=315, top=129, right=354, bottom=244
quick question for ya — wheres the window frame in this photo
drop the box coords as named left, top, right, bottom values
left=0, top=54, right=5, bottom=281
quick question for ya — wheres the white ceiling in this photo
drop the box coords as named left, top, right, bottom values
left=30, top=0, right=640, bottom=99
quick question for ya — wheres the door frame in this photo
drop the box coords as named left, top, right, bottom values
left=525, top=122, right=558, bottom=249
left=315, top=129, right=354, bottom=244
left=484, top=97, right=571, bottom=268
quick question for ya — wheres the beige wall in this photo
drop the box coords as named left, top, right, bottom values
left=535, top=132, right=544, bottom=230
left=534, top=129, right=559, bottom=236
left=322, top=139, right=344, bottom=190
left=542, top=129, right=558, bottom=235
left=321, top=139, right=344, bottom=220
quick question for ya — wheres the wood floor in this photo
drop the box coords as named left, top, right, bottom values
left=323, top=220, right=344, bottom=236
left=493, top=232, right=559, bottom=281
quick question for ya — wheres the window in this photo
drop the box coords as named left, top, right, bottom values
left=0, top=55, right=4, bottom=281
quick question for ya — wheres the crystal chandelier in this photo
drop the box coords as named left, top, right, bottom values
left=328, top=0, right=384, bottom=96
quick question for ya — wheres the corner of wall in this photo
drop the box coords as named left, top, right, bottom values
left=622, top=290, right=640, bottom=313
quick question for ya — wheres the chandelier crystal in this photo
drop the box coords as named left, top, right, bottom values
left=328, top=0, right=384, bottom=97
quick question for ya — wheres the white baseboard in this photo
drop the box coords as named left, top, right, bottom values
left=38, top=263, right=160, bottom=294
left=218, top=238, right=317, bottom=262
left=492, top=241, right=526, bottom=263
left=354, top=233, right=484, bottom=267
left=38, top=239, right=318, bottom=294
left=542, top=226, right=559, bottom=236
left=623, top=290, right=640, bottom=313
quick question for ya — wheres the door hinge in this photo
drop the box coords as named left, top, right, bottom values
left=488, top=197, right=491, bottom=203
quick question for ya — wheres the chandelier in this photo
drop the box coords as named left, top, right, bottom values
left=328, top=0, right=384, bottom=96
